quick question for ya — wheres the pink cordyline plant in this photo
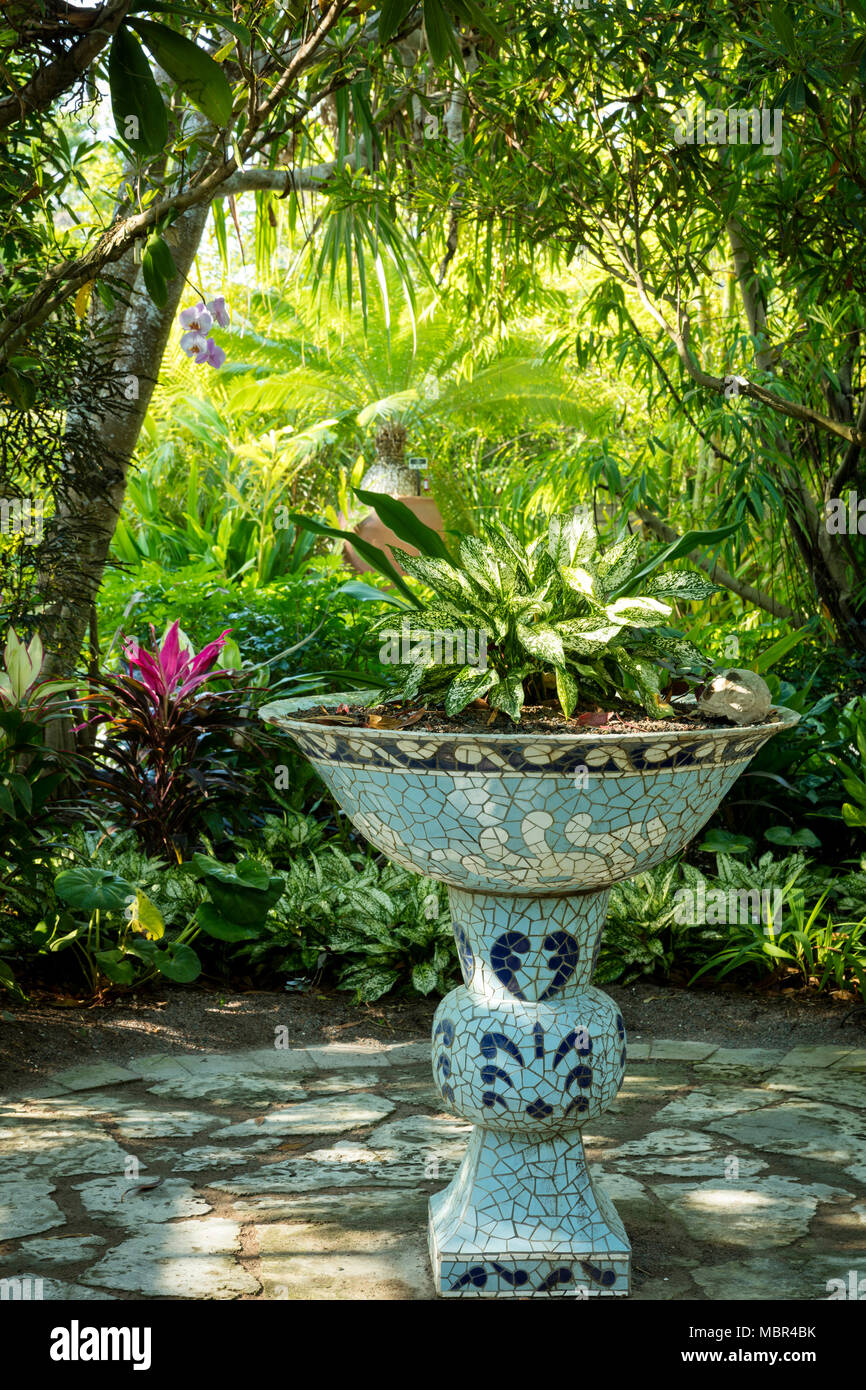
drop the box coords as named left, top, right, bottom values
left=178, top=297, right=229, bottom=368
left=124, top=623, right=232, bottom=710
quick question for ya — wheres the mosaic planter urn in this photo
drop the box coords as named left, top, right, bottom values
left=260, top=700, right=798, bottom=1297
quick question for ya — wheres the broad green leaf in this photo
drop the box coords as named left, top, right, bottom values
left=129, top=891, right=165, bottom=940
left=764, top=826, right=821, bottom=848
left=289, top=514, right=420, bottom=606
left=141, top=241, right=167, bottom=308
left=108, top=25, right=168, bottom=155
left=753, top=626, right=810, bottom=674
left=516, top=623, right=565, bottom=665
left=94, top=949, right=137, bottom=986
left=444, top=665, right=499, bottom=715
left=54, top=868, right=134, bottom=913
left=610, top=522, right=741, bottom=597
left=128, top=19, right=233, bottom=126
left=195, top=903, right=261, bottom=941
left=353, top=483, right=453, bottom=558
left=604, top=596, right=673, bottom=627
left=154, top=942, right=201, bottom=983
left=354, top=487, right=454, bottom=562
left=555, top=667, right=578, bottom=718
left=643, top=570, right=720, bottom=602
left=698, top=829, right=755, bottom=855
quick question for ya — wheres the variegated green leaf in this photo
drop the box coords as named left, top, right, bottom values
left=595, top=533, right=644, bottom=595
left=556, top=619, right=623, bottom=650
left=639, top=629, right=708, bottom=667
left=559, top=564, right=604, bottom=605
left=616, top=650, right=674, bottom=715
left=480, top=521, right=532, bottom=580
left=555, top=667, right=579, bottom=718
left=444, top=665, right=499, bottom=715
left=643, top=570, right=720, bottom=601
left=392, top=548, right=480, bottom=604
left=488, top=669, right=528, bottom=723
left=458, top=535, right=516, bottom=598
left=516, top=623, right=565, bottom=665
left=548, top=508, right=596, bottom=567
left=604, top=595, right=673, bottom=627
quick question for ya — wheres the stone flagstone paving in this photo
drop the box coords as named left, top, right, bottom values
left=1, top=1039, right=865, bottom=1300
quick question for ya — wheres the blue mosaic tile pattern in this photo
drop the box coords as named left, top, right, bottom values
left=262, top=705, right=797, bottom=1297
left=262, top=712, right=797, bottom=895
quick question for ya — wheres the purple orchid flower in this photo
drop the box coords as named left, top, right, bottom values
left=207, top=296, right=230, bottom=328
left=195, top=337, right=227, bottom=369
left=124, top=622, right=232, bottom=709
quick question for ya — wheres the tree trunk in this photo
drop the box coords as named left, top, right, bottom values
left=38, top=201, right=210, bottom=679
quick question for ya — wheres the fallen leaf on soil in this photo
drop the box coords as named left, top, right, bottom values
left=577, top=710, right=612, bottom=726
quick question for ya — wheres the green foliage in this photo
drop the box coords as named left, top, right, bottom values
left=595, top=863, right=690, bottom=985
left=239, top=842, right=458, bottom=1003
left=96, top=560, right=387, bottom=697
left=342, top=502, right=729, bottom=720
left=829, top=697, right=866, bottom=837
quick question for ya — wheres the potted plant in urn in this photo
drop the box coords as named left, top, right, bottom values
left=260, top=502, right=798, bottom=1299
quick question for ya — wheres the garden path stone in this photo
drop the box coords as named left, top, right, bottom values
left=216, top=1092, right=394, bottom=1140
left=649, top=1175, right=853, bottom=1248
left=762, top=1070, right=866, bottom=1111
left=0, top=1127, right=137, bottom=1178
left=304, top=1046, right=388, bottom=1069
left=0, top=1272, right=116, bottom=1300
left=776, top=1045, right=855, bottom=1069
left=16, top=1234, right=107, bottom=1264
left=648, top=1041, right=718, bottom=1061
left=74, top=1176, right=212, bottom=1227
left=81, top=1217, right=259, bottom=1298
left=694, top=1047, right=786, bottom=1071
left=3, top=1039, right=866, bottom=1299
left=0, top=1178, right=65, bottom=1240
left=152, top=1140, right=283, bottom=1173
left=595, top=1126, right=767, bottom=1179
left=654, top=1087, right=778, bottom=1124
left=707, top=1099, right=866, bottom=1165
left=146, top=1074, right=308, bottom=1105
left=51, top=1062, right=141, bottom=1092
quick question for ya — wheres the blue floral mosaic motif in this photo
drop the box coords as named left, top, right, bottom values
left=490, top=930, right=531, bottom=998
left=538, top=930, right=580, bottom=999
left=453, top=923, right=475, bottom=985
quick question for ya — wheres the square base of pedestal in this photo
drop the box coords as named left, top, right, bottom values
left=429, top=1216, right=631, bottom=1297
left=427, top=1128, right=631, bottom=1298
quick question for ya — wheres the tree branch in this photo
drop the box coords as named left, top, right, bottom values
left=635, top=507, right=807, bottom=625
left=0, top=0, right=133, bottom=134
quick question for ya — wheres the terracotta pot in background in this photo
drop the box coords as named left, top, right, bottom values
left=341, top=494, right=446, bottom=575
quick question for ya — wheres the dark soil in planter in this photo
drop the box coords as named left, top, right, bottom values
left=1, top=976, right=862, bottom=1095
left=289, top=700, right=774, bottom=736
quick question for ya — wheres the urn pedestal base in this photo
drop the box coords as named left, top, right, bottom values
left=429, top=1128, right=630, bottom=1297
